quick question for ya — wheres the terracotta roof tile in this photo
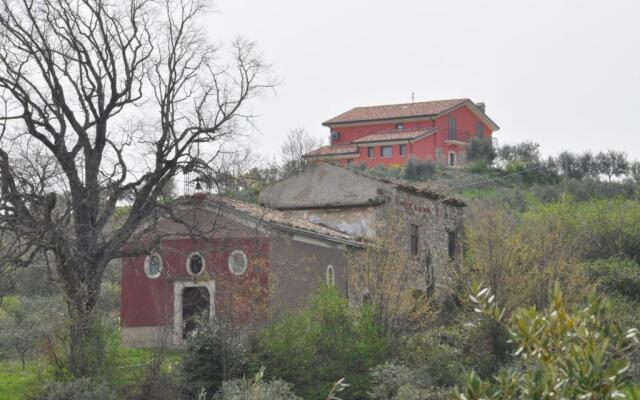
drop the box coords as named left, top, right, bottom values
left=352, top=128, right=437, bottom=143
left=323, top=99, right=469, bottom=125
left=303, top=144, right=358, bottom=158
left=207, top=196, right=359, bottom=242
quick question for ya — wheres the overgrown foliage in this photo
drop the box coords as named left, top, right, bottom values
left=251, top=286, right=389, bottom=400
left=456, top=283, right=639, bottom=399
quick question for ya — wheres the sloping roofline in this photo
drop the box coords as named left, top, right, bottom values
left=323, top=98, right=499, bottom=131
left=167, top=195, right=364, bottom=247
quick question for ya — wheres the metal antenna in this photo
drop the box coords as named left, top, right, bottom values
left=411, top=92, right=415, bottom=103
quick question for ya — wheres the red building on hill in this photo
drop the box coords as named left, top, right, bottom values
left=304, top=98, right=499, bottom=168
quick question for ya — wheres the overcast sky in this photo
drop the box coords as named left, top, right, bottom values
left=209, top=0, right=640, bottom=160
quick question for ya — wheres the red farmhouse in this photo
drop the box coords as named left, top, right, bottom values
left=304, top=98, right=499, bottom=168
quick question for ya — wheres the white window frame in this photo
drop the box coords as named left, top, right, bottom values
left=228, top=249, right=248, bottom=276
left=380, top=146, right=393, bottom=158
left=448, top=151, right=457, bottom=167
left=326, top=265, right=335, bottom=286
left=173, top=279, right=216, bottom=345
left=186, top=251, right=206, bottom=276
left=144, top=250, right=163, bottom=279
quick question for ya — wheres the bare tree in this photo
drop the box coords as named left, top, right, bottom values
left=280, top=127, right=323, bottom=176
left=0, top=0, right=272, bottom=375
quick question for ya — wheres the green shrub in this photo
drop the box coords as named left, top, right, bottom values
left=456, top=283, right=639, bottom=399
left=403, top=158, right=437, bottom=181
left=585, top=258, right=640, bottom=302
left=368, top=362, right=414, bottom=400
left=181, top=317, right=247, bottom=399
left=466, top=137, right=496, bottom=165
left=251, top=286, right=390, bottom=400
left=31, top=378, right=116, bottom=400
left=213, top=368, right=301, bottom=400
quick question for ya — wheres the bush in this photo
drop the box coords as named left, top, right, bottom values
left=368, top=362, right=414, bottom=400
left=456, top=283, right=640, bottom=399
left=368, top=362, right=454, bottom=400
left=213, top=368, right=301, bottom=400
left=31, top=378, right=116, bottom=400
left=181, top=317, right=247, bottom=399
left=251, top=286, right=390, bottom=400
left=403, top=158, right=437, bottom=181
left=466, top=137, right=496, bottom=165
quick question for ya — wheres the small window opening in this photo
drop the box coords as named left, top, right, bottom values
left=187, top=253, right=205, bottom=275
left=367, top=147, right=375, bottom=158
left=399, top=144, right=407, bottom=156
left=395, top=123, right=405, bottom=129
left=448, top=231, right=457, bottom=260
left=410, top=224, right=419, bottom=256
left=326, top=265, right=335, bottom=286
left=448, top=151, right=456, bottom=167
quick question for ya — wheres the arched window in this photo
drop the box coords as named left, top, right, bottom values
left=144, top=250, right=163, bottom=279
left=187, top=252, right=205, bottom=276
left=326, top=265, right=335, bottom=286
left=228, top=250, right=248, bottom=276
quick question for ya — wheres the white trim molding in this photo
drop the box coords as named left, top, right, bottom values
left=173, top=279, right=216, bottom=345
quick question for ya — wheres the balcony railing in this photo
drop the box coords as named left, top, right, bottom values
left=446, top=130, right=474, bottom=142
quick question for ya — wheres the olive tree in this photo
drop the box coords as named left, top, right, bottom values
left=0, top=0, right=272, bottom=375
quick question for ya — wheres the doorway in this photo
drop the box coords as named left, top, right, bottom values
left=182, top=286, right=210, bottom=339
left=173, top=280, right=215, bottom=344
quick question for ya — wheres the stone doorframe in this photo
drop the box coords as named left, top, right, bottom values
left=173, top=279, right=216, bottom=345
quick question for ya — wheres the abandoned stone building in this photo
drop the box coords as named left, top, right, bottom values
left=120, top=163, right=465, bottom=347
left=259, top=162, right=466, bottom=295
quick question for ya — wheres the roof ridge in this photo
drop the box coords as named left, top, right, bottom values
left=349, top=98, right=469, bottom=110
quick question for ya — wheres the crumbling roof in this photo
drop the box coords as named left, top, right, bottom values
left=352, top=127, right=437, bottom=144
left=174, top=194, right=361, bottom=245
left=323, top=99, right=469, bottom=126
left=330, top=163, right=466, bottom=207
left=304, top=143, right=359, bottom=158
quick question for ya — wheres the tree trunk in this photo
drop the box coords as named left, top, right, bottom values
left=63, top=265, right=103, bottom=377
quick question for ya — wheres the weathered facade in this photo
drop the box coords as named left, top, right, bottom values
left=121, top=164, right=466, bottom=347
left=120, top=195, right=360, bottom=348
left=259, top=162, right=466, bottom=295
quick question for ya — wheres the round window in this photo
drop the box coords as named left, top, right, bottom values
left=228, top=250, right=247, bottom=276
left=144, top=251, right=163, bottom=279
left=187, top=252, right=205, bottom=276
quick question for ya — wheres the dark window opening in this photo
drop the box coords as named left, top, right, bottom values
left=410, top=224, right=419, bottom=256
left=182, top=287, right=210, bottom=339
left=399, top=144, right=407, bottom=156
left=367, top=147, right=375, bottom=158
left=448, top=152, right=456, bottom=167
left=448, top=231, right=457, bottom=260
left=381, top=146, right=392, bottom=157
left=395, top=123, right=405, bottom=129
left=188, top=254, right=204, bottom=275
left=475, top=122, right=484, bottom=138
left=448, top=116, right=457, bottom=139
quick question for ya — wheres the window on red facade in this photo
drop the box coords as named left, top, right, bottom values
left=399, top=144, right=407, bottom=156
left=367, top=147, right=374, bottom=158
left=347, top=159, right=354, bottom=167
left=448, top=116, right=457, bottom=139
left=475, top=122, right=484, bottom=138
left=380, top=146, right=392, bottom=157
left=395, top=123, right=404, bottom=129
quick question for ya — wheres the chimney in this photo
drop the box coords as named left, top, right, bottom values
left=476, top=102, right=486, bottom=113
